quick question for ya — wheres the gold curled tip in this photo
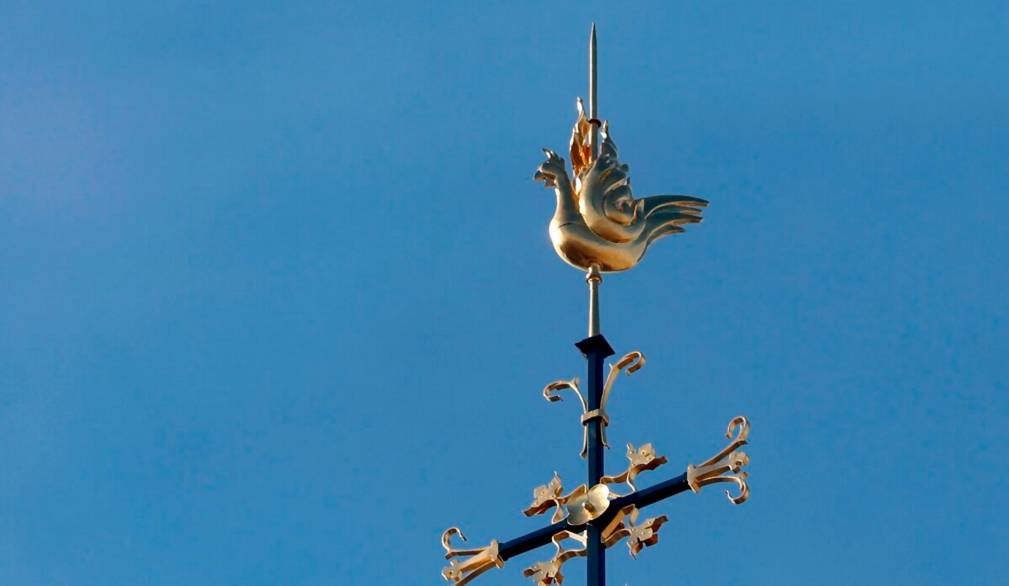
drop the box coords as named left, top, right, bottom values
left=699, top=471, right=750, bottom=505
left=615, top=351, right=646, bottom=374
left=542, top=377, right=587, bottom=412
left=600, top=442, right=668, bottom=495
left=600, top=351, right=645, bottom=412
left=543, top=376, right=593, bottom=458
left=726, top=415, right=750, bottom=443
left=697, top=415, right=750, bottom=471
left=440, top=528, right=505, bottom=585
left=686, top=416, right=752, bottom=505
left=442, top=527, right=484, bottom=559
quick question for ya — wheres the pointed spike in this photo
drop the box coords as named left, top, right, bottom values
left=588, top=23, right=599, bottom=162
left=589, top=23, right=597, bottom=120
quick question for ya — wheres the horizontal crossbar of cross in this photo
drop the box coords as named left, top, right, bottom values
left=498, top=473, right=688, bottom=562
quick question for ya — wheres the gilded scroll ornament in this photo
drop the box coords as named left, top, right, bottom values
left=599, top=442, right=668, bottom=495
left=523, top=530, right=587, bottom=585
left=544, top=351, right=645, bottom=458
left=600, top=505, right=668, bottom=558
left=441, top=527, right=505, bottom=585
left=542, top=377, right=596, bottom=458
left=686, top=416, right=751, bottom=504
left=522, top=473, right=590, bottom=524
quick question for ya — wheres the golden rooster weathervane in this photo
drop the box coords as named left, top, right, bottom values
left=439, top=25, right=750, bottom=586
left=534, top=25, right=708, bottom=335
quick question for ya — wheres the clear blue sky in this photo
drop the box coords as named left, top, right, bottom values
left=2, top=2, right=1006, bottom=584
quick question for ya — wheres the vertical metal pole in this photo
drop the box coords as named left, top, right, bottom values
left=587, top=266, right=601, bottom=337
left=576, top=333, right=613, bottom=586
left=586, top=348, right=605, bottom=586
left=583, top=23, right=609, bottom=586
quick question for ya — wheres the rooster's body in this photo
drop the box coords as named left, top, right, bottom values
left=535, top=101, right=707, bottom=272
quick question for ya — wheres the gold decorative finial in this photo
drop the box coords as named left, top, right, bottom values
left=534, top=26, right=708, bottom=273
left=686, top=416, right=751, bottom=504
left=543, top=351, right=645, bottom=458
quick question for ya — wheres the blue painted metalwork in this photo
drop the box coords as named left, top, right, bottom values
left=576, top=335, right=614, bottom=586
